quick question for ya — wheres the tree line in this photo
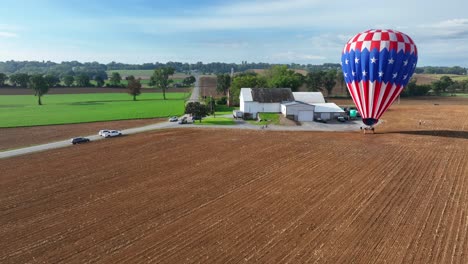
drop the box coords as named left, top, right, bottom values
left=216, top=66, right=468, bottom=105
left=216, top=66, right=343, bottom=105
left=0, top=67, right=196, bottom=105
left=4, top=60, right=464, bottom=76
left=0, top=71, right=196, bottom=89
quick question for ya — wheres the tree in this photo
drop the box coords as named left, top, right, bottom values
left=44, top=74, right=60, bottom=88
left=182, top=75, right=196, bottom=86
left=266, top=65, right=304, bottom=91
left=127, top=77, right=142, bottom=101
left=230, top=74, right=267, bottom=105
left=184, top=102, right=208, bottom=122
left=0, top=73, right=8, bottom=86
left=216, top=73, right=231, bottom=95
left=109, top=72, right=122, bottom=86
left=149, top=67, right=175, bottom=100
left=306, top=71, right=326, bottom=91
left=336, top=70, right=347, bottom=96
left=125, top=75, right=136, bottom=81
left=63, top=75, right=74, bottom=87
left=9, top=73, right=30, bottom=87
left=94, top=75, right=105, bottom=87
left=75, top=74, right=91, bottom=87
left=322, top=70, right=337, bottom=96
left=432, top=76, right=454, bottom=95
left=28, top=74, right=49, bottom=105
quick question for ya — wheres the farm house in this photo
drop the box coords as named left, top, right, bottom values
left=240, top=88, right=294, bottom=118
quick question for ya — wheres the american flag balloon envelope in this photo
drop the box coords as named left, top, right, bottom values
left=341, top=29, right=418, bottom=126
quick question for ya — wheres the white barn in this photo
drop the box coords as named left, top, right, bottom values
left=284, top=92, right=344, bottom=121
left=240, top=88, right=345, bottom=122
left=240, top=88, right=294, bottom=118
left=281, top=102, right=315, bottom=121
left=313, top=103, right=345, bottom=120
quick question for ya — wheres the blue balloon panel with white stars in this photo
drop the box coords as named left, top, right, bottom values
left=341, top=29, right=418, bottom=126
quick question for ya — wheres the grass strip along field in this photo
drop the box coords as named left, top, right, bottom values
left=0, top=93, right=187, bottom=127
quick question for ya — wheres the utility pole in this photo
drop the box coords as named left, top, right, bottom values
left=227, top=67, right=234, bottom=107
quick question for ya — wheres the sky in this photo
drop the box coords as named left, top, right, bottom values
left=0, top=0, right=467, bottom=67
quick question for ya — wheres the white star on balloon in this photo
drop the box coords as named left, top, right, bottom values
left=362, top=70, right=367, bottom=76
left=352, top=71, right=355, bottom=76
left=355, top=58, right=360, bottom=63
left=344, top=73, right=348, bottom=77
left=388, top=58, right=395, bottom=64
left=378, top=71, right=384, bottom=77
left=392, top=73, right=398, bottom=78
left=345, top=59, right=349, bottom=64
left=371, top=57, right=377, bottom=63
left=403, top=74, right=408, bottom=80
left=403, top=60, right=408, bottom=66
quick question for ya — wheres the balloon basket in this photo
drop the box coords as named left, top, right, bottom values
left=360, top=126, right=375, bottom=134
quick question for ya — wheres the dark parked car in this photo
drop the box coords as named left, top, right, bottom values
left=192, top=116, right=202, bottom=121
left=314, top=117, right=327, bottom=123
left=71, top=137, right=90, bottom=145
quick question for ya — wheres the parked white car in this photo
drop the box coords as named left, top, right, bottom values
left=169, top=116, right=178, bottom=122
left=98, top=129, right=111, bottom=136
left=100, top=130, right=122, bottom=138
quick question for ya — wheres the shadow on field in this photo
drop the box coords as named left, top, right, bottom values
left=67, top=98, right=182, bottom=105
left=392, top=130, right=468, bottom=139
left=70, top=101, right=105, bottom=105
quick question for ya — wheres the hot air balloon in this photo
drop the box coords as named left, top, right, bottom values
left=341, top=29, right=418, bottom=128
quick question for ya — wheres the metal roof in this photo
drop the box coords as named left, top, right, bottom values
left=292, top=92, right=326, bottom=104
left=313, top=103, right=345, bottom=113
left=251, top=88, right=294, bottom=103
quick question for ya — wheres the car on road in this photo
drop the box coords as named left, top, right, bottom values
left=169, top=116, right=178, bottom=122
left=98, top=129, right=111, bottom=136
left=178, top=117, right=188, bottom=124
left=71, top=137, right=90, bottom=145
left=102, top=130, right=122, bottom=138
left=337, top=116, right=346, bottom=122
left=314, top=117, right=327, bottom=123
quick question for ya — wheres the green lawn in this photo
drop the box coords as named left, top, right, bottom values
left=198, top=116, right=235, bottom=126
left=247, top=113, right=280, bottom=126
left=215, top=105, right=238, bottom=115
left=0, top=93, right=187, bottom=127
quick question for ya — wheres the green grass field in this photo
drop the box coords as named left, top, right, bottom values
left=198, top=116, right=235, bottom=126
left=0, top=93, right=188, bottom=127
left=430, top=74, right=468, bottom=82
left=247, top=113, right=280, bottom=126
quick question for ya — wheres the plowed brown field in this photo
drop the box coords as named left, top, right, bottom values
left=1, top=98, right=468, bottom=263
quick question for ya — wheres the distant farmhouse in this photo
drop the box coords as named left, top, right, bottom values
left=239, top=88, right=344, bottom=121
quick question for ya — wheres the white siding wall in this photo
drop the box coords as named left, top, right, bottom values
left=260, top=103, right=281, bottom=113
left=281, top=105, right=287, bottom=115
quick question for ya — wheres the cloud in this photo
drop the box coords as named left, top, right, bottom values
left=271, top=51, right=326, bottom=62
left=214, top=0, right=320, bottom=15
left=418, top=18, right=468, bottom=39
left=0, top=31, right=18, bottom=38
